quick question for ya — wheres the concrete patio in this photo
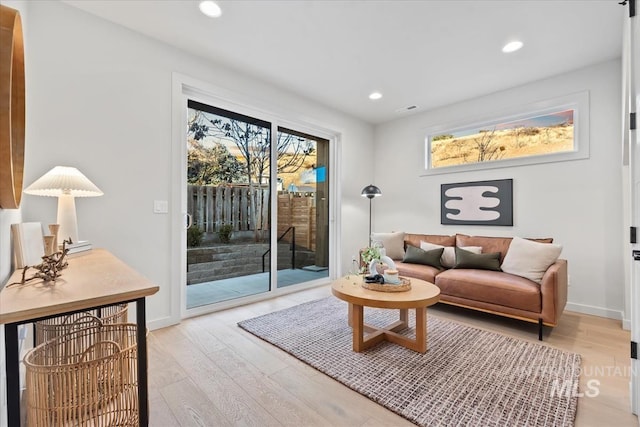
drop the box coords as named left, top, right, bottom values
left=186, top=268, right=329, bottom=309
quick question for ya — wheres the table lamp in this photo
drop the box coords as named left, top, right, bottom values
left=24, top=166, right=103, bottom=246
left=361, top=184, right=382, bottom=247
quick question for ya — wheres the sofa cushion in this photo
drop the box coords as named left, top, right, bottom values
left=395, top=261, right=440, bottom=284
left=456, top=234, right=554, bottom=261
left=420, top=241, right=482, bottom=268
left=404, top=233, right=455, bottom=250
left=453, top=247, right=502, bottom=271
left=435, top=269, right=541, bottom=313
left=455, top=235, right=512, bottom=261
left=402, top=245, right=443, bottom=269
left=501, top=236, right=563, bottom=284
left=371, top=231, right=405, bottom=260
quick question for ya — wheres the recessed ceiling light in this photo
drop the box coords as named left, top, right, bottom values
left=199, top=1, right=222, bottom=18
left=369, top=92, right=383, bottom=100
left=502, top=41, right=523, bottom=53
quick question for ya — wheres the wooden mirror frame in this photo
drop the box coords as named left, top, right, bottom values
left=0, top=5, right=25, bottom=209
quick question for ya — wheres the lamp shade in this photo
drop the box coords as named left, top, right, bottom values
left=361, top=184, right=382, bottom=199
left=24, top=166, right=102, bottom=245
left=24, top=166, right=103, bottom=197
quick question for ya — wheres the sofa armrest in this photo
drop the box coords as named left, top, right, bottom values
left=540, top=259, right=568, bottom=326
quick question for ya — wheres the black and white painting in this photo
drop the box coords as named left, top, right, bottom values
left=441, top=179, right=513, bottom=226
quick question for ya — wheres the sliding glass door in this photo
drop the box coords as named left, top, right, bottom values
left=275, top=128, right=330, bottom=288
left=183, top=100, right=330, bottom=310
left=185, top=100, right=272, bottom=308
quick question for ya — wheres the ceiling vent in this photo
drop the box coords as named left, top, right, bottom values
left=395, top=105, right=418, bottom=113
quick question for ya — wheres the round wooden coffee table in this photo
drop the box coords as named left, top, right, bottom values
left=331, top=275, right=440, bottom=353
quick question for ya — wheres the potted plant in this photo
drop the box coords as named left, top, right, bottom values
left=360, top=245, right=382, bottom=274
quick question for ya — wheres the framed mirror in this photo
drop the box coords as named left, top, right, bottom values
left=0, top=5, right=25, bottom=209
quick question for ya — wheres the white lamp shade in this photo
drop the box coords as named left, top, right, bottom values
left=24, top=166, right=102, bottom=245
left=24, top=166, right=103, bottom=197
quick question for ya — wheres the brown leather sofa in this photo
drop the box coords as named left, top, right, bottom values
left=393, top=233, right=568, bottom=340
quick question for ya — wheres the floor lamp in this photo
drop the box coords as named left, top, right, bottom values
left=361, top=184, right=382, bottom=247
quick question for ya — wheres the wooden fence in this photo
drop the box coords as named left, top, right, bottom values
left=188, top=185, right=270, bottom=232
left=187, top=185, right=317, bottom=250
left=277, top=193, right=316, bottom=251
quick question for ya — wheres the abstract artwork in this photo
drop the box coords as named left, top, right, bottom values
left=441, top=179, right=513, bottom=226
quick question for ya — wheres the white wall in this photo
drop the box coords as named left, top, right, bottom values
left=373, top=59, right=624, bottom=320
left=11, top=0, right=373, bottom=329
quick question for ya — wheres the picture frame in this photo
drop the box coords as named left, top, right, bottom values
left=441, top=179, right=513, bottom=226
left=0, top=5, right=26, bottom=209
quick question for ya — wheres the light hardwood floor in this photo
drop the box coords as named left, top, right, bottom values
left=148, top=285, right=638, bottom=426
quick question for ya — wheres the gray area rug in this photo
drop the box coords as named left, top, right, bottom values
left=238, top=297, right=581, bottom=426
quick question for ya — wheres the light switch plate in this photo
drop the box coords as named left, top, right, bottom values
left=153, top=200, right=169, bottom=214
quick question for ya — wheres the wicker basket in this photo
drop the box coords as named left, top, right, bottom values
left=35, top=303, right=128, bottom=346
left=24, top=320, right=139, bottom=426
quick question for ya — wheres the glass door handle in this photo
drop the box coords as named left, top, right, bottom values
left=185, top=213, right=193, bottom=229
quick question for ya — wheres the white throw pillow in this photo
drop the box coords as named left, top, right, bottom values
left=371, top=232, right=406, bottom=260
left=501, top=237, right=562, bottom=284
left=420, top=241, right=481, bottom=268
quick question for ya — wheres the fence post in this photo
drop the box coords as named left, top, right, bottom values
left=196, top=186, right=204, bottom=229
left=240, top=187, right=248, bottom=231
left=206, top=186, right=214, bottom=233
left=215, top=186, right=222, bottom=232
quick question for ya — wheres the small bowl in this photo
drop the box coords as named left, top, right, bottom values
left=384, top=269, right=400, bottom=284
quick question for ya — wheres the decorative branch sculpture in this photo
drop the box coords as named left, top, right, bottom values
left=7, top=239, right=71, bottom=287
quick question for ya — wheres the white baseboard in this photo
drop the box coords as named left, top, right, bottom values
left=565, top=302, right=624, bottom=321
left=623, top=318, right=631, bottom=331
left=148, top=316, right=179, bottom=331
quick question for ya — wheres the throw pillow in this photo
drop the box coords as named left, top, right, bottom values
left=453, top=247, right=502, bottom=271
left=420, top=241, right=482, bottom=268
left=501, top=236, right=563, bottom=283
left=371, top=231, right=405, bottom=260
left=402, top=245, right=444, bottom=269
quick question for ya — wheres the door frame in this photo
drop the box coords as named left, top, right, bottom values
left=170, top=72, right=341, bottom=323
left=623, top=0, right=639, bottom=415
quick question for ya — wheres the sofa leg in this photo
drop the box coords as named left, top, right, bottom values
left=538, top=319, right=543, bottom=341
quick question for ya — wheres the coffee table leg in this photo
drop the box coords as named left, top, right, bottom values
left=399, top=308, right=408, bottom=326
left=348, top=303, right=353, bottom=327
left=351, top=304, right=364, bottom=351
left=415, top=307, right=427, bottom=353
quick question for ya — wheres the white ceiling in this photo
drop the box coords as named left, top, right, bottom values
left=61, top=0, right=623, bottom=124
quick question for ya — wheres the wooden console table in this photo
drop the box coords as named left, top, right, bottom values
left=0, top=249, right=159, bottom=426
